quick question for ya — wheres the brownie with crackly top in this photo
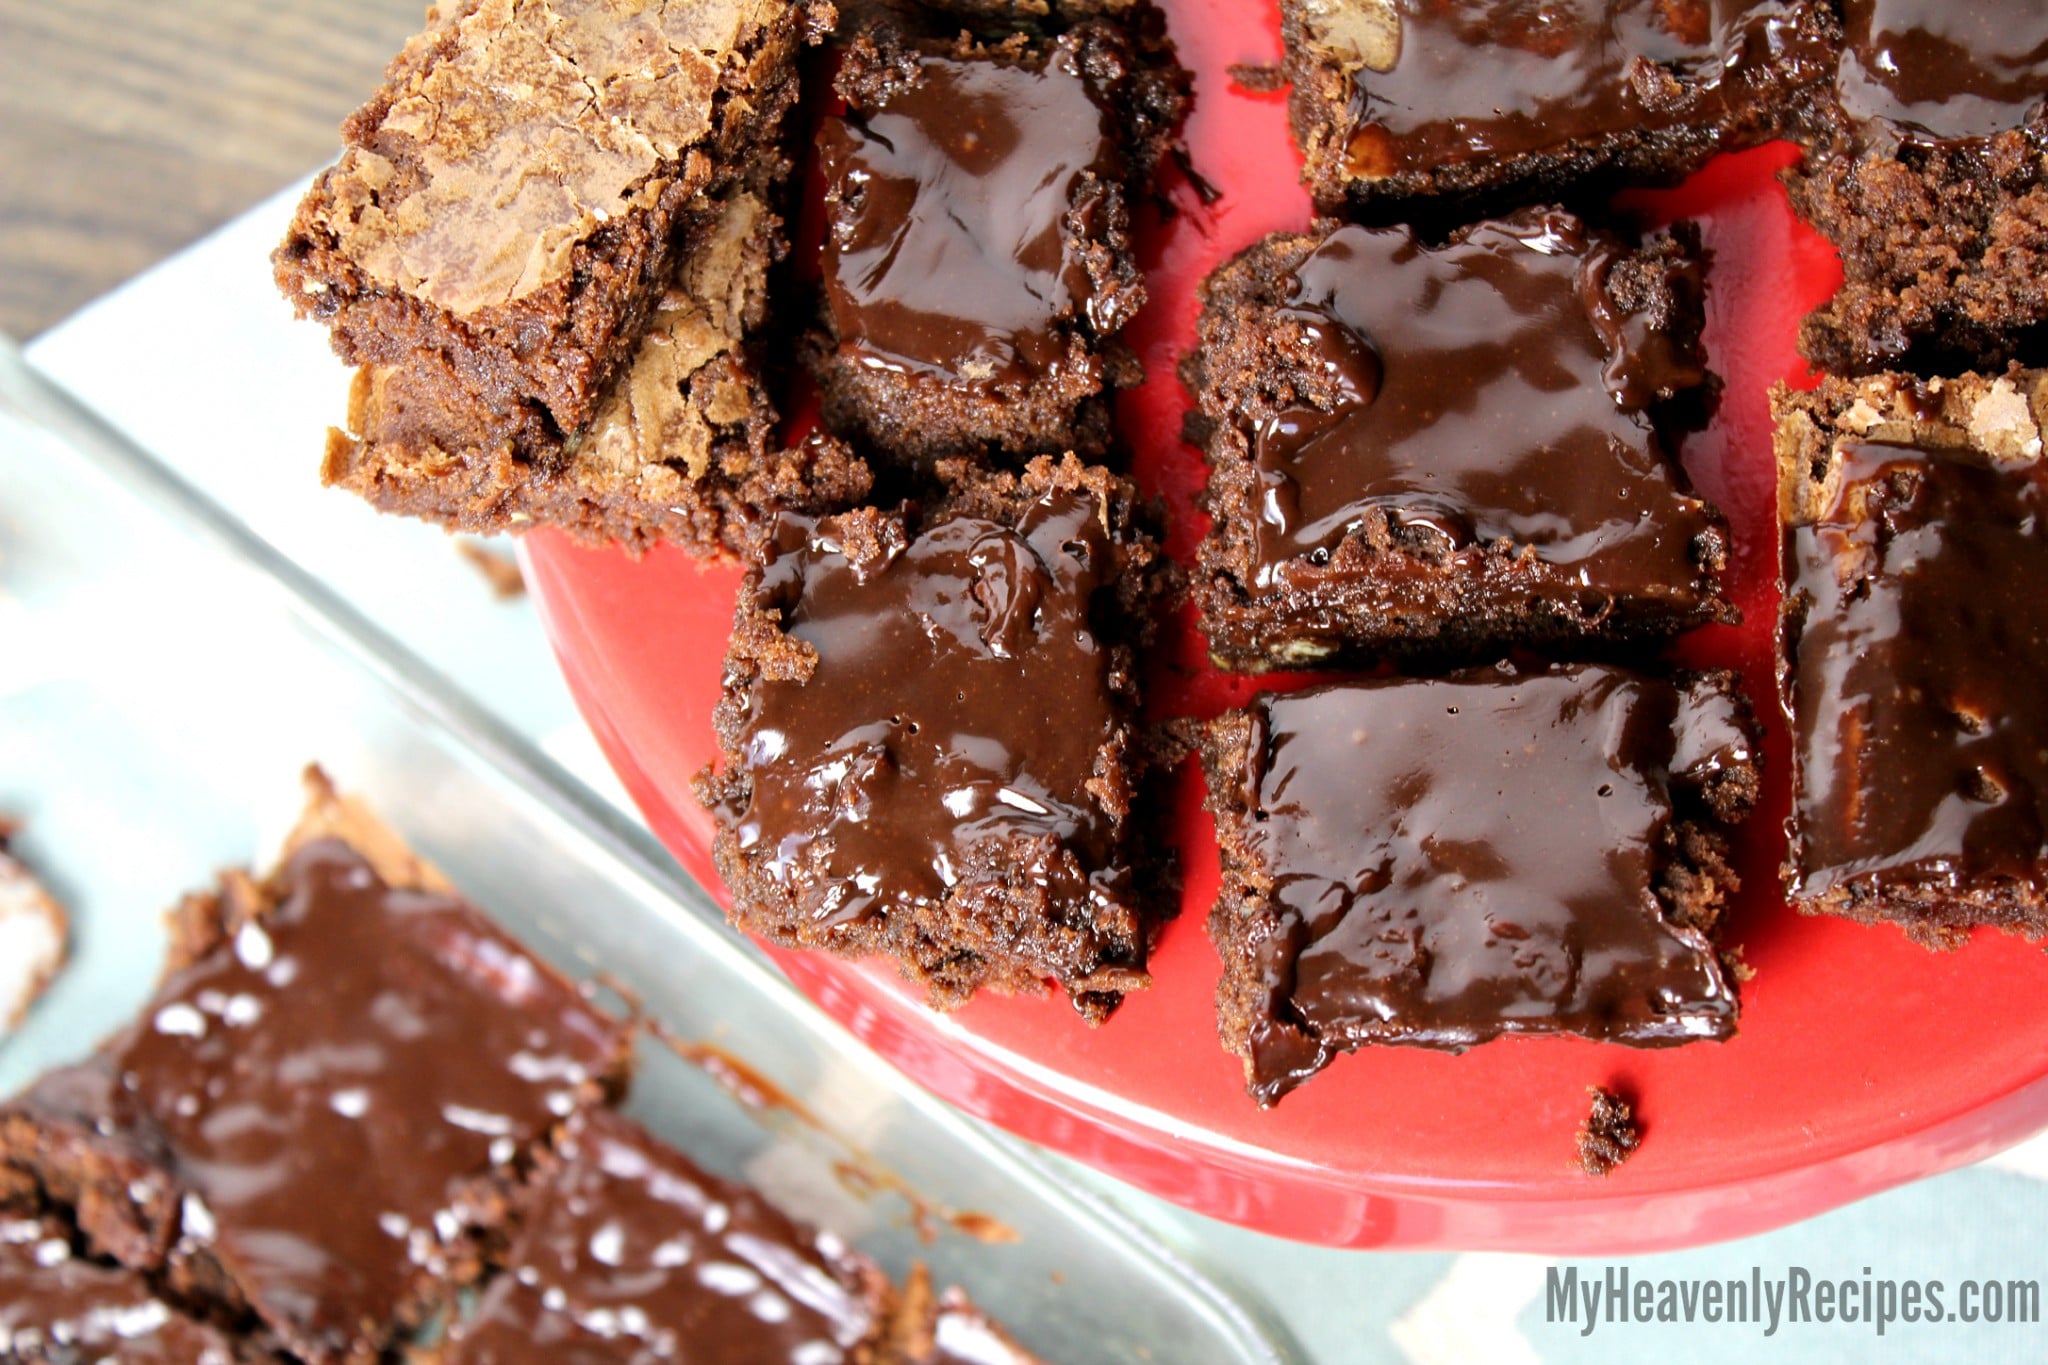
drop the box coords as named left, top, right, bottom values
left=1186, top=208, right=1733, bottom=672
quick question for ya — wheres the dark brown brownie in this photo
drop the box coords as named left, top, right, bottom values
left=442, top=1106, right=892, bottom=1364
left=0, top=822, right=67, bottom=1036
left=1575, top=1088, right=1641, bottom=1177
left=697, top=454, right=1170, bottom=1021
left=1, top=1215, right=270, bottom=1363
left=1187, top=209, right=1733, bottom=672
left=275, top=0, right=825, bottom=443
left=1199, top=664, right=1758, bottom=1106
left=1786, top=2, right=2048, bottom=374
left=1775, top=368, right=2048, bottom=945
left=0, top=772, right=632, bottom=1365
left=1283, top=0, right=1837, bottom=215
left=323, top=191, right=873, bottom=557
left=807, top=15, right=1186, bottom=465
left=887, top=1264, right=1044, bottom=1365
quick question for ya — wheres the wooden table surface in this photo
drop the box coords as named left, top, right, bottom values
left=0, top=0, right=426, bottom=339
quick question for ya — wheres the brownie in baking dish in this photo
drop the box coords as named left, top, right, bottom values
left=1786, top=1, right=2048, bottom=374
left=1186, top=208, right=1733, bottom=672
left=1199, top=664, right=1759, bottom=1106
left=1282, top=0, right=1837, bottom=216
left=1776, top=368, right=2048, bottom=945
left=0, top=772, right=632, bottom=1365
left=276, top=0, right=826, bottom=444
left=324, top=190, right=873, bottom=557
left=808, top=13, right=1187, bottom=465
left=698, top=454, right=1170, bottom=1021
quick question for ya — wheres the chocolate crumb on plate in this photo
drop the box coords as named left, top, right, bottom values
left=1577, top=1087, right=1642, bottom=1177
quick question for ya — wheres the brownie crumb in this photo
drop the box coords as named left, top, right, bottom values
left=455, top=539, right=526, bottom=600
left=1227, top=62, right=1285, bottom=93
left=1577, top=1087, right=1641, bottom=1177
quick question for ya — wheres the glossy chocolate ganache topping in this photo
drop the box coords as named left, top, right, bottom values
left=1784, top=440, right=2048, bottom=899
left=725, top=487, right=1132, bottom=934
left=1835, top=0, right=2048, bottom=145
left=1, top=1218, right=240, bottom=1364
left=819, top=41, right=1125, bottom=389
left=1222, top=665, right=1745, bottom=1104
left=1324, top=0, right=1830, bottom=177
left=1249, top=210, right=1719, bottom=598
left=13, top=839, right=624, bottom=1359
left=445, top=1108, right=882, bottom=1364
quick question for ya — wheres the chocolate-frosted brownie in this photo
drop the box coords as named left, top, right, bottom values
left=0, top=772, right=631, bottom=1364
left=0, top=823, right=67, bottom=1037
left=1200, top=664, right=1758, bottom=1106
left=324, top=191, right=873, bottom=557
left=1283, top=0, right=1836, bottom=215
left=276, top=0, right=825, bottom=442
left=1776, top=368, right=2048, bottom=944
left=698, top=454, right=1170, bottom=1020
left=808, top=16, right=1186, bottom=465
left=1187, top=209, right=1733, bottom=672
left=1787, top=2, right=2048, bottom=373
left=1, top=1215, right=270, bottom=1364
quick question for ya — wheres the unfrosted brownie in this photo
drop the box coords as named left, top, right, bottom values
left=0, top=822, right=66, bottom=1037
left=1787, top=1, right=2048, bottom=373
left=1576, top=1088, right=1641, bottom=1177
left=1283, top=0, right=1836, bottom=215
left=1200, top=664, right=1757, bottom=1106
left=1776, top=368, right=2048, bottom=944
left=323, top=191, right=873, bottom=557
left=276, top=0, right=825, bottom=442
left=697, top=454, right=1170, bottom=1021
left=1187, top=209, right=1733, bottom=672
left=0, top=772, right=632, bottom=1364
left=808, top=15, right=1186, bottom=465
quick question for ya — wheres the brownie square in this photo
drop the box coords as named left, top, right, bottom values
left=1786, top=1, right=2048, bottom=373
left=1775, top=368, right=2048, bottom=943
left=807, top=16, right=1186, bottom=465
left=1186, top=209, right=1733, bottom=672
left=697, top=454, right=1169, bottom=1021
left=1, top=1214, right=270, bottom=1363
left=0, top=772, right=632, bottom=1364
left=442, top=1106, right=892, bottom=1363
left=323, top=190, right=873, bottom=558
left=1283, top=0, right=1836, bottom=215
left=276, top=0, right=825, bottom=442
left=1199, top=664, right=1758, bottom=1106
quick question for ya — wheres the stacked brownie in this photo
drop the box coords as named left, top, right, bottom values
left=0, top=774, right=1041, bottom=1361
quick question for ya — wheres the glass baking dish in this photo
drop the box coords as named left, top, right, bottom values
left=0, top=340, right=1300, bottom=1364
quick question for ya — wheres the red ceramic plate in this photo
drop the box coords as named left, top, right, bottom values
left=520, top=0, right=2048, bottom=1250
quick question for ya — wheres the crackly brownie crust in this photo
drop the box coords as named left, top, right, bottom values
left=0, top=771, right=632, bottom=1365
left=1284, top=0, right=1837, bottom=217
left=804, top=14, right=1186, bottom=466
left=324, top=191, right=873, bottom=557
left=1786, top=3, right=2048, bottom=374
left=276, top=0, right=826, bottom=443
left=1199, top=665, right=1759, bottom=1106
left=1775, top=368, right=2048, bottom=946
left=1187, top=212, right=1733, bottom=672
left=697, top=454, right=1172, bottom=1022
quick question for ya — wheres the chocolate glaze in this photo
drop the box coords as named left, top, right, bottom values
left=1, top=1217, right=239, bottom=1364
left=1837, top=0, right=2048, bottom=145
left=1250, top=212, right=1718, bottom=598
left=15, top=840, right=623, bottom=1360
left=1784, top=441, right=2048, bottom=898
left=445, top=1108, right=880, bottom=1364
left=725, top=490, right=1131, bottom=934
left=1335, top=0, right=1827, bottom=177
left=1222, top=666, right=1741, bottom=1104
left=819, top=43, right=1123, bottom=389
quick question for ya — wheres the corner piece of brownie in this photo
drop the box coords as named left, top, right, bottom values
left=697, top=453, right=1171, bottom=1021
left=276, top=0, right=826, bottom=440
left=1787, top=1, right=2048, bottom=374
left=1282, top=0, right=1837, bottom=215
left=1187, top=208, right=1733, bottom=672
left=1775, top=368, right=2048, bottom=945
left=324, top=191, right=873, bottom=558
left=0, top=770, right=632, bottom=1364
left=1199, top=663, right=1758, bottom=1106
left=807, top=13, right=1187, bottom=465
